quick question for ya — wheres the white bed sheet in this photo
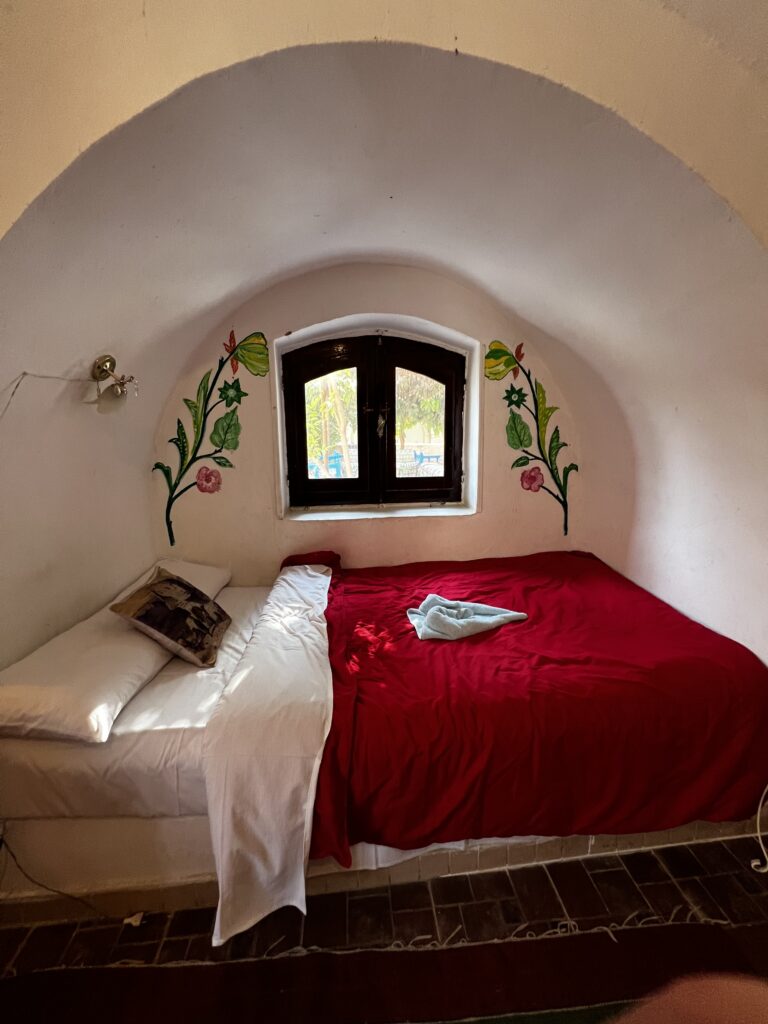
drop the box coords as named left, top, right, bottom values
left=204, top=565, right=334, bottom=945
left=0, top=587, right=270, bottom=820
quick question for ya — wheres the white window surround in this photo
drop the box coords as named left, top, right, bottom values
left=272, top=313, right=483, bottom=521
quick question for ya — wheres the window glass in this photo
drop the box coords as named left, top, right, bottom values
left=394, top=368, right=445, bottom=478
left=304, top=367, right=359, bottom=479
left=282, top=335, right=464, bottom=507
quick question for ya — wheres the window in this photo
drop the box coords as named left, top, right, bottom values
left=282, top=336, right=465, bottom=507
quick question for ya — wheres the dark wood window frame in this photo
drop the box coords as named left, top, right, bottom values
left=282, top=335, right=465, bottom=507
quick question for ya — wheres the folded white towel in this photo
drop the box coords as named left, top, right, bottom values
left=407, top=594, right=527, bottom=641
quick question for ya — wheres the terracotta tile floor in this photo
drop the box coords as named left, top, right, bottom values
left=2, top=837, right=766, bottom=978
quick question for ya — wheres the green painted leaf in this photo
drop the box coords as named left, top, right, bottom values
left=506, top=410, right=533, bottom=450
left=169, top=419, right=189, bottom=467
left=485, top=341, right=517, bottom=381
left=212, top=455, right=234, bottom=468
left=190, top=370, right=211, bottom=445
left=210, top=408, right=242, bottom=451
left=535, top=380, right=559, bottom=451
left=511, top=456, right=530, bottom=468
left=562, top=463, right=579, bottom=492
left=548, top=425, right=567, bottom=467
left=236, top=333, right=270, bottom=377
left=152, top=462, right=173, bottom=491
left=183, top=398, right=198, bottom=423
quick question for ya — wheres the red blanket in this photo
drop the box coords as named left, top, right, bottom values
left=309, top=551, right=768, bottom=865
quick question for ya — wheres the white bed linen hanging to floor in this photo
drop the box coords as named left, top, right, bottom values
left=203, top=564, right=334, bottom=946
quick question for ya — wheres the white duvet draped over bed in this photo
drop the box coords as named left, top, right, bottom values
left=203, top=564, right=334, bottom=946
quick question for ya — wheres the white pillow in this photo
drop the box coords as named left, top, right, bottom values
left=0, top=559, right=231, bottom=743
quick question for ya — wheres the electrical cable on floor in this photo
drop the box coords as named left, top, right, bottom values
left=0, top=821, right=103, bottom=918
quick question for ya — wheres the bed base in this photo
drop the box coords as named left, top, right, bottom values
left=0, top=814, right=756, bottom=926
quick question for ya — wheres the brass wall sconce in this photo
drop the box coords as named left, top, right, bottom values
left=91, top=355, right=139, bottom=398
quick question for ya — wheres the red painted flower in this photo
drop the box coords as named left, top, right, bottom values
left=521, top=466, right=544, bottom=492
left=512, top=342, right=525, bottom=379
left=196, top=466, right=222, bottom=493
left=224, top=329, right=239, bottom=374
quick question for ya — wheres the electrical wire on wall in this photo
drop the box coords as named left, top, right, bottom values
left=0, top=371, right=91, bottom=425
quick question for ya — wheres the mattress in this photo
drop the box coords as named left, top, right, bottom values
left=0, top=586, right=270, bottom=820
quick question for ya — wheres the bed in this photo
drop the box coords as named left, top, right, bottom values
left=311, top=550, right=768, bottom=862
left=0, top=587, right=271, bottom=820
left=2, top=551, right=767, bottom=947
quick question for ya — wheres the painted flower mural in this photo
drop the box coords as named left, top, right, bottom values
left=485, top=341, right=578, bottom=535
left=196, top=466, right=222, bottom=493
left=520, top=466, right=545, bottom=492
left=153, top=329, right=269, bottom=545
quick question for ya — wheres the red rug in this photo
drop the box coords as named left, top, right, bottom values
left=2, top=922, right=762, bottom=1024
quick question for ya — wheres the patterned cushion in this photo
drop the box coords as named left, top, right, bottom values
left=110, top=568, right=232, bottom=668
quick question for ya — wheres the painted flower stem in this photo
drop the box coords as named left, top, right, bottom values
left=485, top=339, right=577, bottom=536
left=154, top=330, right=269, bottom=546
left=176, top=357, right=228, bottom=486
left=520, top=363, right=571, bottom=532
left=162, top=356, right=230, bottom=544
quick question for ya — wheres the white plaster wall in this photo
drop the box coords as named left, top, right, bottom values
left=155, top=263, right=582, bottom=577
left=3, top=1, right=768, bottom=244
left=0, top=43, right=765, bottom=668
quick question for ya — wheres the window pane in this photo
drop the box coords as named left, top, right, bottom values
left=395, top=368, right=445, bottom=478
left=304, top=367, right=359, bottom=479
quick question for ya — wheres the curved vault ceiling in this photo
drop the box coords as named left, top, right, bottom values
left=1, top=42, right=763, bottom=391
left=1, top=0, right=768, bottom=245
left=0, top=40, right=766, bottom=668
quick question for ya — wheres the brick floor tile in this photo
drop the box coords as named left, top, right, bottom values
left=676, top=878, right=728, bottom=922
left=0, top=928, right=28, bottom=975
left=247, top=906, right=304, bottom=957
left=655, top=845, right=703, bottom=879
left=690, top=841, right=742, bottom=876
left=701, top=874, right=765, bottom=924
left=621, top=851, right=669, bottom=885
left=583, top=855, right=623, bottom=873
left=509, top=866, right=565, bottom=921
left=723, top=837, right=763, bottom=868
left=469, top=870, right=515, bottom=901
left=302, top=893, right=347, bottom=949
left=431, top=875, right=474, bottom=905
left=390, top=882, right=432, bottom=912
left=348, top=894, right=393, bottom=948
left=547, top=861, right=607, bottom=919
left=166, top=906, right=216, bottom=938
left=61, top=924, right=122, bottom=967
left=460, top=901, right=514, bottom=942
left=117, top=912, right=168, bottom=946
left=11, top=924, right=76, bottom=974
left=107, top=941, right=158, bottom=965
left=393, top=908, right=437, bottom=945
left=590, top=869, right=650, bottom=920
left=435, top=905, right=465, bottom=945
left=156, top=937, right=190, bottom=964
left=638, top=882, right=689, bottom=919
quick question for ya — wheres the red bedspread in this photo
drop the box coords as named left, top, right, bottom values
left=309, top=551, right=768, bottom=866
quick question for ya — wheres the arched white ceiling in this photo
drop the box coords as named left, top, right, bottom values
left=2, top=1, right=768, bottom=244
left=0, top=43, right=766, bottom=666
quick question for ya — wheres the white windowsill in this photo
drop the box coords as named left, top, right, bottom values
left=285, top=502, right=476, bottom=522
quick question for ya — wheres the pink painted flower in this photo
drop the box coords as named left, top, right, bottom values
left=196, top=466, right=222, bottom=493
left=521, top=466, right=545, bottom=492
